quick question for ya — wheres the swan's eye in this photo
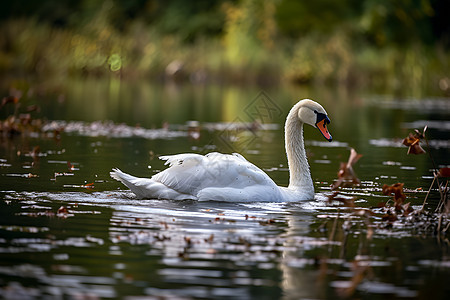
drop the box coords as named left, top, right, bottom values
left=315, top=112, right=330, bottom=125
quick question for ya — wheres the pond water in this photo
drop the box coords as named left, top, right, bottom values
left=0, top=79, right=449, bottom=299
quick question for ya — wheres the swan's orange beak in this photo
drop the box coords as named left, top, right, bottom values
left=315, top=113, right=332, bottom=142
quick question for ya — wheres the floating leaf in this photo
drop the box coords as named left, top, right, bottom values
left=82, top=183, right=95, bottom=189
left=402, top=202, right=414, bottom=216
left=56, top=206, right=71, bottom=218
left=327, top=192, right=356, bottom=207
left=382, top=183, right=406, bottom=206
left=382, top=183, right=412, bottom=215
left=382, top=210, right=398, bottom=223
left=205, top=234, right=214, bottom=243
left=259, top=219, right=275, bottom=226
left=57, top=206, right=68, bottom=214
left=67, top=161, right=75, bottom=171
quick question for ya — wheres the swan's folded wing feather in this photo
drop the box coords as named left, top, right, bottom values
left=152, top=152, right=278, bottom=197
left=159, top=153, right=204, bottom=166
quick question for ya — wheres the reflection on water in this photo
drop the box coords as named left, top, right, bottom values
left=1, top=190, right=448, bottom=298
left=0, top=81, right=449, bottom=298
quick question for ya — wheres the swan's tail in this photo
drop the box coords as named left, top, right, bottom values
left=110, top=168, right=136, bottom=186
left=110, top=168, right=198, bottom=200
left=110, top=168, right=148, bottom=198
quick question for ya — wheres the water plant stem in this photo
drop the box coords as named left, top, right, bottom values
left=435, top=179, right=449, bottom=213
left=422, top=131, right=445, bottom=210
left=421, top=175, right=436, bottom=211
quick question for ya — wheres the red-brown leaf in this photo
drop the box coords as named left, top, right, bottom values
left=403, top=130, right=426, bottom=155
left=382, top=183, right=406, bottom=206
left=331, top=148, right=362, bottom=190
left=402, top=134, right=417, bottom=146
left=402, top=202, right=414, bottom=216
left=57, top=206, right=68, bottom=214
left=327, top=192, right=356, bottom=207
left=82, top=183, right=95, bottom=189
left=438, top=167, right=450, bottom=178
left=382, top=211, right=398, bottom=223
left=407, top=143, right=426, bottom=155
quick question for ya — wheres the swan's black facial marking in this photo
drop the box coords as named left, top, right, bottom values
left=314, top=110, right=332, bottom=142
left=314, top=110, right=330, bottom=125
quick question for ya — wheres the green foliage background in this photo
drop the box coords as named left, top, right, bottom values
left=0, top=0, right=449, bottom=91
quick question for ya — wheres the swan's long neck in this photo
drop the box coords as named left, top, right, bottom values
left=285, top=105, right=313, bottom=191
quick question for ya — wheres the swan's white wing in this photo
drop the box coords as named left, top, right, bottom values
left=152, top=152, right=282, bottom=201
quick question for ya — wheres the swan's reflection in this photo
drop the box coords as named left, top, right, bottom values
left=279, top=204, right=327, bottom=299
left=107, top=197, right=334, bottom=298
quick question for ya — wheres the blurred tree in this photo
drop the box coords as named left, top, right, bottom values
left=0, top=0, right=448, bottom=85
left=223, top=0, right=277, bottom=66
left=151, top=0, right=230, bottom=42
left=429, top=0, right=450, bottom=45
left=359, top=0, right=435, bottom=46
left=1, top=0, right=448, bottom=47
left=275, top=0, right=363, bottom=37
left=0, top=0, right=81, bottom=27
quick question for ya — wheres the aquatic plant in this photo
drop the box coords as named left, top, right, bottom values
left=322, top=131, right=449, bottom=297
left=409, top=129, right=450, bottom=216
left=329, top=131, right=449, bottom=236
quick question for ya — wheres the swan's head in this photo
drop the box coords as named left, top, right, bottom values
left=297, top=99, right=332, bottom=142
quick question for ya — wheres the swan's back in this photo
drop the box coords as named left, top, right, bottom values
left=150, top=152, right=282, bottom=201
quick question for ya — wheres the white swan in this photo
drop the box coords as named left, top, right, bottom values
left=110, top=99, right=332, bottom=202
